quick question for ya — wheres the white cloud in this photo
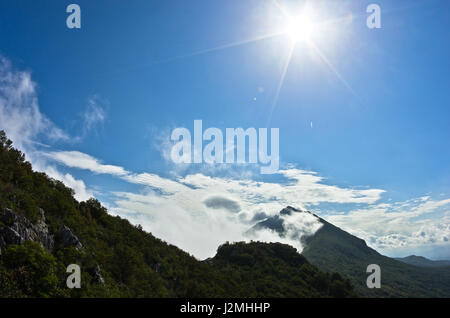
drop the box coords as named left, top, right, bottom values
left=0, top=56, right=68, bottom=151
left=109, top=190, right=324, bottom=259
left=39, top=165, right=94, bottom=201
left=82, top=96, right=107, bottom=135
left=47, top=153, right=385, bottom=222
left=42, top=151, right=128, bottom=176
left=324, top=197, right=450, bottom=252
left=109, top=190, right=249, bottom=259
left=0, top=55, right=93, bottom=202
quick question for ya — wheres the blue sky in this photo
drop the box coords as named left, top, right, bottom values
left=0, top=0, right=449, bottom=259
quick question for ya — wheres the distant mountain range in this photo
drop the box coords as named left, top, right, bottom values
left=249, top=206, right=450, bottom=297
left=395, top=255, right=450, bottom=268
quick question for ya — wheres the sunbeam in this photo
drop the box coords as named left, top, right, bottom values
left=309, top=41, right=359, bottom=99
left=267, top=40, right=296, bottom=126
left=101, top=31, right=285, bottom=77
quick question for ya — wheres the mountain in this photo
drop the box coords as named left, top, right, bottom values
left=250, top=206, right=450, bottom=297
left=0, top=130, right=354, bottom=298
left=395, top=255, right=450, bottom=268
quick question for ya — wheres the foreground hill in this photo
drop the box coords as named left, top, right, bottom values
left=0, top=130, right=354, bottom=298
left=208, top=241, right=356, bottom=297
left=250, top=206, right=450, bottom=297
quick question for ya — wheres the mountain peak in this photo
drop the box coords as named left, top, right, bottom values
left=246, top=206, right=324, bottom=246
left=279, top=206, right=320, bottom=218
left=280, top=206, right=302, bottom=215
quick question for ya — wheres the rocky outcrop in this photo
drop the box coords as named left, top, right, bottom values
left=92, top=264, right=105, bottom=285
left=59, top=225, right=83, bottom=250
left=0, top=208, right=54, bottom=255
left=152, top=262, right=161, bottom=273
left=0, top=208, right=86, bottom=256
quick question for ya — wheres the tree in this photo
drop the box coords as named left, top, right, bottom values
left=3, top=241, right=60, bottom=297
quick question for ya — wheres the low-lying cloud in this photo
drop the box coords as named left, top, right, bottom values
left=204, top=196, right=241, bottom=213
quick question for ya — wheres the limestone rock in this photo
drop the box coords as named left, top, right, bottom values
left=59, top=225, right=83, bottom=250
left=92, top=264, right=105, bottom=285
left=0, top=208, right=54, bottom=251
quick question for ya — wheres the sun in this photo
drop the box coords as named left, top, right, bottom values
left=282, top=5, right=318, bottom=43
left=286, top=15, right=315, bottom=42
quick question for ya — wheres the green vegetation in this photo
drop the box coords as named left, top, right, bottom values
left=0, top=130, right=355, bottom=298
left=0, top=241, right=60, bottom=297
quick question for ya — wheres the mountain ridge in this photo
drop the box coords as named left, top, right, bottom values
left=394, top=255, right=450, bottom=268
left=250, top=206, right=450, bottom=297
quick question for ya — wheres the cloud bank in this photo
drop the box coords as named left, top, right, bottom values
left=41, top=146, right=450, bottom=259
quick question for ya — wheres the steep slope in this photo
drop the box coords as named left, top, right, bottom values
left=394, top=255, right=450, bottom=268
left=0, top=130, right=354, bottom=298
left=251, top=206, right=450, bottom=297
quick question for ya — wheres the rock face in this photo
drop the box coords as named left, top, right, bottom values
left=59, top=225, right=83, bottom=250
left=0, top=208, right=85, bottom=256
left=0, top=208, right=54, bottom=255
